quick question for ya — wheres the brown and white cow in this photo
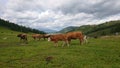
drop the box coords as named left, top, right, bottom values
left=66, top=31, right=84, bottom=45
left=48, top=34, right=69, bottom=47
left=17, top=33, right=28, bottom=43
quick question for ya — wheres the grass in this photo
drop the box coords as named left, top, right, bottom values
left=0, top=28, right=120, bottom=68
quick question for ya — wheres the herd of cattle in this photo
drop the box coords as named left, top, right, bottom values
left=17, top=31, right=87, bottom=47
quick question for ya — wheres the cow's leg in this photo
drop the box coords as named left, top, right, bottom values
left=67, top=42, right=70, bottom=47
left=79, top=38, right=83, bottom=45
left=34, top=37, right=36, bottom=40
left=56, top=43, right=58, bottom=47
left=39, top=37, right=41, bottom=41
left=23, top=38, right=26, bottom=43
left=55, top=43, right=58, bottom=47
left=48, top=37, right=51, bottom=41
left=33, top=37, right=35, bottom=40
left=38, top=38, right=39, bottom=41
left=83, top=36, right=87, bottom=44
left=20, top=38, right=22, bottom=43
left=62, top=41, right=66, bottom=47
left=54, top=41, right=58, bottom=47
left=25, top=38, right=28, bottom=44
left=44, top=37, right=45, bottom=40
left=66, top=40, right=70, bottom=47
left=68, top=39, right=71, bottom=45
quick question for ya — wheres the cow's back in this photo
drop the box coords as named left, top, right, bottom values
left=66, top=32, right=83, bottom=39
left=21, top=34, right=27, bottom=39
left=32, top=34, right=42, bottom=38
left=50, top=34, right=66, bottom=41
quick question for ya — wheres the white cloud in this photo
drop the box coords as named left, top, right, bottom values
left=0, top=0, right=120, bottom=32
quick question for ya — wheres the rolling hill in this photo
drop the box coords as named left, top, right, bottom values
left=59, top=20, right=120, bottom=37
left=58, top=26, right=79, bottom=33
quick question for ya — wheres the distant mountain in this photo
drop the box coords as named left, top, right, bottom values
left=58, top=20, right=120, bottom=37
left=58, top=25, right=95, bottom=34
left=59, top=26, right=79, bottom=33
left=0, top=18, right=46, bottom=34
left=38, top=28, right=57, bottom=33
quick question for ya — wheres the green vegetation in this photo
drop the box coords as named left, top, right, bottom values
left=0, top=28, right=120, bottom=68
left=0, top=19, right=120, bottom=68
left=59, top=20, right=120, bottom=37
left=0, top=18, right=46, bottom=34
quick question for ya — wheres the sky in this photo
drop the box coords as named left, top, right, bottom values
left=0, top=0, right=120, bottom=32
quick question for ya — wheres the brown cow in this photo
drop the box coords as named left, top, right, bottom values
left=66, top=31, right=84, bottom=45
left=32, top=34, right=43, bottom=40
left=48, top=34, right=69, bottom=47
left=17, top=33, right=28, bottom=43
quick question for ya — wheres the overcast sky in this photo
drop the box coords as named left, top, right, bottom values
left=0, top=0, right=120, bottom=31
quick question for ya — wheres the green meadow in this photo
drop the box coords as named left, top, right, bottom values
left=0, top=28, right=120, bottom=68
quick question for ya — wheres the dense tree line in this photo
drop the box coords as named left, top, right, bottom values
left=0, top=18, right=46, bottom=34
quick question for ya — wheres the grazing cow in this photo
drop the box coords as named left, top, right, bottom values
left=66, top=31, right=84, bottom=45
left=48, top=34, right=69, bottom=47
left=32, top=34, right=43, bottom=40
left=17, top=33, right=28, bottom=43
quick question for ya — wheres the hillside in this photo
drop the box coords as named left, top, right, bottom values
left=0, top=18, right=46, bottom=34
left=59, top=20, right=120, bottom=37
left=59, top=26, right=79, bottom=33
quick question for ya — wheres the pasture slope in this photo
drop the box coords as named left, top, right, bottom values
left=0, top=27, right=120, bottom=68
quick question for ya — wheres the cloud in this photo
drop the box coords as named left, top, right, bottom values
left=0, top=0, right=120, bottom=31
left=60, top=0, right=120, bottom=18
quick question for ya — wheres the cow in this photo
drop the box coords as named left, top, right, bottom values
left=32, top=34, right=43, bottom=40
left=48, top=34, right=69, bottom=47
left=66, top=31, right=84, bottom=45
left=17, top=33, right=28, bottom=43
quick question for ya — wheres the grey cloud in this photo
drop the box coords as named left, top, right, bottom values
left=59, top=0, right=120, bottom=19
left=92, top=0, right=120, bottom=19
left=34, top=18, right=55, bottom=23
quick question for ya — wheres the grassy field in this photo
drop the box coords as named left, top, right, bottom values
left=0, top=28, right=120, bottom=68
